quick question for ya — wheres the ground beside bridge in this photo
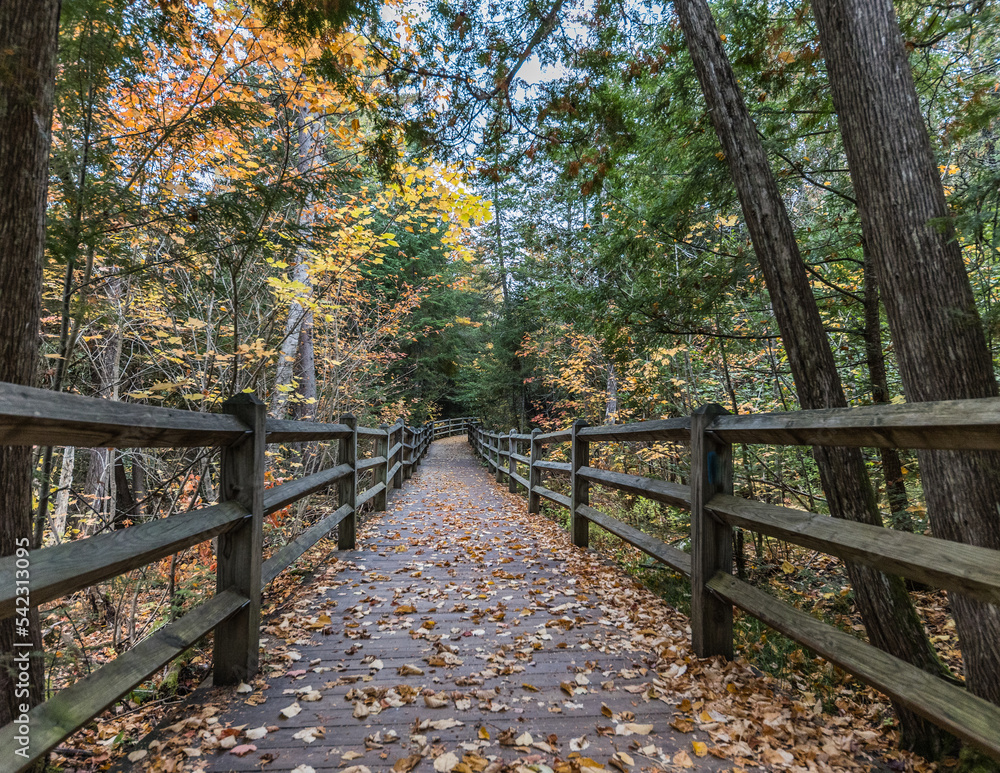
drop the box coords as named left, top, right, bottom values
left=125, top=436, right=910, bottom=773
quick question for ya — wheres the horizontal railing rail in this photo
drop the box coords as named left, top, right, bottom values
left=468, top=398, right=1000, bottom=761
left=0, top=381, right=433, bottom=771
left=429, top=416, right=474, bottom=440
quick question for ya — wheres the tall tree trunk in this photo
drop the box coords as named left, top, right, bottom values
left=82, top=318, right=121, bottom=534
left=604, top=362, right=618, bottom=424
left=862, top=244, right=911, bottom=530
left=813, top=0, right=1000, bottom=716
left=672, top=0, right=952, bottom=754
left=54, top=446, right=75, bottom=542
left=272, top=109, right=317, bottom=419
left=0, top=0, right=60, bottom=729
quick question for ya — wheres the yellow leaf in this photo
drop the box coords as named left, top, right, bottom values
left=692, top=741, right=708, bottom=757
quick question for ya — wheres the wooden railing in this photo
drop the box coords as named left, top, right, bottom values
left=469, top=401, right=1000, bottom=761
left=0, top=382, right=434, bottom=771
left=430, top=416, right=475, bottom=441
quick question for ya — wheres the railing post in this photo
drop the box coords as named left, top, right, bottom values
left=508, top=429, right=517, bottom=493
left=494, top=432, right=503, bottom=483
left=403, top=424, right=413, bottom=481
left=571, top=419, right=590, bottom=548
left=691, top=403, right=734, bottom=659
left=528, top=428, right=541, bottom=513
left=375, top=423, right=389, bottom=511
left=338, top=414, right=357, bottom=550
left=215, top=393, right=266, bottom=685
left=393, top=419, right=404, bottom=489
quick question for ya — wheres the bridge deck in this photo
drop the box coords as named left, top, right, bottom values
left=131, top=437, right=888, bottom=772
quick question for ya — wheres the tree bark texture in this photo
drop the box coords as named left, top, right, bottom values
left=812, top=0, right=1000, bottom=710
left=672, top=0, right=951, bottom=753
left=0, top=0, right=61, bottom=726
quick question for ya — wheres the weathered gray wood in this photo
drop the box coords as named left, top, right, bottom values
left=691, top=404, right=733, bottom=659
left=510, top=452, right=530, bottom=465
left=261, top=504, right=353, bottom=586
left=707, top=397, right=1000, bottom=451
left=265, top=419, right=351, bottom=443
left=215, top=394, right=266, bottom=685
left=536, top=429, right=572, bottom=443
left=403, top=427, right=414, bottom=481
left=357, top=481, right=386, bottom=510
left=578, top=417, right=691, bottom=443
left=709, top=494, right=1000, bottom=606
left=528, top=429, right=542, bottom=514
left=375, top=424, right=389, bottom=511
left=356, top=455, right=386, bottom=472
left=262, top=464, right=351, bottom=515
left=571, top=420, right=590, bottom=548
left=338, top=414, right=358, bottom=550
left=495, top=431, right=504, bottom=483
left=387, top=441, right=403, bottom=463
left=534, top=485, right=571, bottom=509
left=0, top=589, right=248, bottom=773
left=392, top=421, right=404, bottom=488
left=511, top=470, right=529, bottom=490
left=708, top=572, right=1000, bottom=760
left=0, top=381, right=247, bottom=448
left=508, top=430, right=518, bottom=493
left=578, top=466, right=692, bottom=509
left=535, top=460, right=571, bottom=473
left=578, top=504, right=692, bottom=577
left=0, top=502, right=247, bottom=621
left=356, top=425, right=387, bottom=438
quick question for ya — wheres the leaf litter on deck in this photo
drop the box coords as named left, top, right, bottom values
left=132, top=437, right=934, bottom=773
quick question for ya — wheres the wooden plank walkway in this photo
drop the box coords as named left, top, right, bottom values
left=129, top=437, right=894, bottom=773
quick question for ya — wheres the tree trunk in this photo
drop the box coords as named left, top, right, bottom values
left=54, top=446, right=75, bottom=542
left=604, top=362, right=618, bottom=424
left=272, top=108, right=317, bottom=419
left=0, top=0, right=60, bottom=729
left=812, top=0, right=1000, bottom=716
left=862, top=244, right=911, bottom=530
left=672, top=0, right=953, bottom=754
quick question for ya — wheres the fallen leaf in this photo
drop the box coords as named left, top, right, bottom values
left=229, top=743, right=257, bottom=757
left=692, top=740, right=708, bottom=757
left=615, top=723, right=653, bottom=736
left=293, top=727, right=324, bottom=743
left=394, top=754, right=423, bottom=772
left=280, top=702, right=301, bottom=719
left=245, top=726, right=268, bottom=741
left=434, top=751, right=461, bottom=772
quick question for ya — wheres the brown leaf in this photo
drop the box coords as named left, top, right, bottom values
left=393, top=755, right=422, bottom=772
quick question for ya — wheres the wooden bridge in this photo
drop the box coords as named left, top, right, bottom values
left=1, top=383, right=1000, bottom=770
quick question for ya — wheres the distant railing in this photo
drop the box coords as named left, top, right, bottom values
left=469, top=400, right=1000, bottom=761
left=0, top=382, right=434, bottom=771
left=429, top=416, right=475, bottom=441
